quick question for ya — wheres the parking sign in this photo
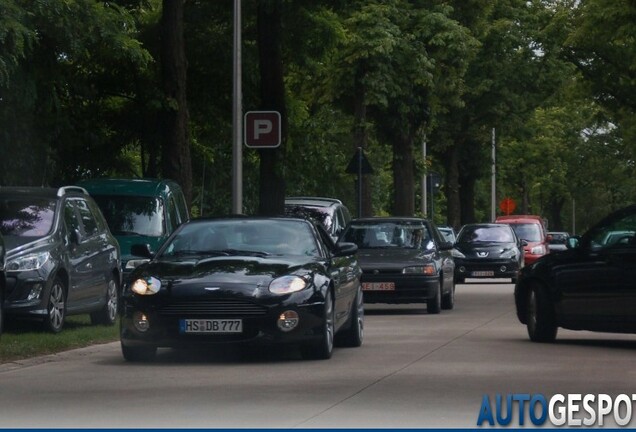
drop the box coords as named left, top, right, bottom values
left=244, top=111, right=281, bottom=148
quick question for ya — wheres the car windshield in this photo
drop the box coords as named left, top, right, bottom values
left=458, top=226, right=515, bottom=243
left=0, top=197, right=57, bottom=238
left=160, top=219, right=320, bottom=258
left=341, top=221, right=433, bottom=250
left=92, top=195, right=165, bottom=237
left=508, top=223, right=542, bottom=242
left=438, top=228, right=456, bottom=242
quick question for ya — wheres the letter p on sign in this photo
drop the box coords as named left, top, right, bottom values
left=244, top=111, right=281, bottom=148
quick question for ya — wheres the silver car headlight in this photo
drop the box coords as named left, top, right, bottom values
left=6, top=251, right=50, bottom=271
left=500, top=249, right=518, bottom=259
left=269, top=275, right=307, bottom=295
left=131, top=276, right=162, bottom=295
left=451, top=249, right=466, bottom=258
left=530, top=245, right=546, bottom=255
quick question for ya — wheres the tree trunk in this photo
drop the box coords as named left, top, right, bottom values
left=392, top=132, right=415, bottom=216
left=160, top=0, right=192, bottom=205
left=257, top=0, right=287, bottom=216
left=444, top=145, right=461, bottom=229
left=352, top=71, right=373, bottom=217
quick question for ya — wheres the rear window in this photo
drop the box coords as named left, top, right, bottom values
left=507, top=223, right=543, bottom=242
left=92, top=195, right=165, bottom=237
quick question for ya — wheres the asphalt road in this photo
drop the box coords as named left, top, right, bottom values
left=1, top=280, right=635, bottom=428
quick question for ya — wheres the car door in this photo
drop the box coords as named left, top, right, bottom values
left=72, top=198, right=110, bottom=306
left=63, top=199, right=94, bottom=307
left=556, top=209, right=636, bottom=328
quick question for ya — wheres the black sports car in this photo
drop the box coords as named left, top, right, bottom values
left=339, top=217, right=455, bottom=314
left=453, top=223, right=525, bottom=283
left=515, top=204, right=636, bottom=342
left=120, top=217, right=363, bottom=361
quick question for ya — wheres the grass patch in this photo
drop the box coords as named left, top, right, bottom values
left=0, top=315, right=119, bottom=364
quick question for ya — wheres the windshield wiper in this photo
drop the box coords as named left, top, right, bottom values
left=221, top=249, right=271, bottom=257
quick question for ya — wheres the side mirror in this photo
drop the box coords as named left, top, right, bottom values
left=520, top=239, right=528, bottom=247
left=333, top=241, right=358, bottom=257
left=439, top=241, right=454, bottom=251
left=130, top=243, right=154, bottom=259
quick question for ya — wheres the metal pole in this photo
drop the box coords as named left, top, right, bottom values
left=572, top=198, right=576, bottom=235
left=491, top=128, right=496, bottom=222
left=357, top=147, right=362, bottom=218
left=231, top=0, right=243, bottom=214
left=422, top=136, right=427, bottom=217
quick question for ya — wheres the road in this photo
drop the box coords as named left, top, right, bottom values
left=1, top=280, right=635, bottom=428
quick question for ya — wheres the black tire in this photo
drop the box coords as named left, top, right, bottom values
left=427, top=283, right=441, bottom=314
left=441, top=279, right=455, bottom=310
left=526, top=284, right=557, bottom=342
left=301, top=289, right=335, bottom=360
left=335, top=286, right=364, bottom=347
left=43, top=277, right=66, bottom=333
left=121, top=342, right=157, bottom=362
left=90, top=275, right=119, bottom=325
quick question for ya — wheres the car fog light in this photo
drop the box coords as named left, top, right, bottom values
left=133, top=312, right=150, bottom=332
left=277, top=310, right=299, bottom=332
left=459, top=266, right=466, bottom=274
left=500, top=266, right=507, bottom=273
left=27, top=284, right=43, bottom=301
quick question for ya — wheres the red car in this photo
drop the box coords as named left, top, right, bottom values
left=495, top=215, right=549, bottom=265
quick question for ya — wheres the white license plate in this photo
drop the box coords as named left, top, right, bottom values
left=362, top=282, right=395, bottom=291
left=471, top=271, right=494, bottom=277
left=179, top=319, right=243, bottom=334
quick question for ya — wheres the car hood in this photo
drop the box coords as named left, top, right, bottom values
left=128, top=255, right=320, bottom=296
left=4, top=235, right=53, bottom=257
left=454, top=242, right=518, bottom=258
left=356, top=248, right=434, bottom=270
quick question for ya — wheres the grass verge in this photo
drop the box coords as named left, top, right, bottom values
left=0, top=315, right=119, bottom=364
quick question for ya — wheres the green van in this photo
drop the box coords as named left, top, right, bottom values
left=77, top=178, right=189, bottom=276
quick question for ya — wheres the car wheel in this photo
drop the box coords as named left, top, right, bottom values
left=121, top=342, right=157, bottom=362
left=301, top=289, right=335, bottom=360
left=427, top=283, right=441, bottom=314
left=441, top=279, right=455, bottom=310
left=335, top=286, right=364, bottom=348
left=90, top=276, right=119, bottom=325
left=43, top=277, right=66, bottom=333
left=526, top=284, right=557, bottom=343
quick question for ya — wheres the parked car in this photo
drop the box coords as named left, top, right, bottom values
left=339, top=217, right=455, bottom=314
left=495, top=215, right=549, bottom=265
left=546, top=231, right=570, bottom=252
left=0, top=232, right=5, bottom=336
left=120, top=216, right=362, bottom=361
left=0, top=186, right=121, bottom=332
left=453, top=223, right=525, bottom=283
left=284, top=197, right=352, bottom=242
left=438, top=225, right=457, bottom=243
left=514, top=204, right=636, bottom=342
left=77, top=178, right=189, bottom=277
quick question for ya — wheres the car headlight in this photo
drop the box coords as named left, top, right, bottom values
left=500, top=248, right=518, bottom=259
left=131, top=276, right=161, bottom=295
left=269, top=275, right=307, bottom=295
left=402, top=264, right=436, bottom=275
left=6, top=251, right=50, bottom=271
left=451, top=249, right=465, bottom=258
left=125, top=259, right=150, bottom=270
left=530, top=245, right=546, bottom=255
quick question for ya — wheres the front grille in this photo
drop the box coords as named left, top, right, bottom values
left=158, top=299, right=268, bottom=317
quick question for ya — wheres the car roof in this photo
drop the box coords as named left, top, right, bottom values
left=77, top=178, right=181, bottom=197
left=496, top=215, right=544, bottom=224
left=350, top=217, right=429, bottom=223
left=0, top=186, right=88, bottom=199
left=284, top=197, right=343, bottom=208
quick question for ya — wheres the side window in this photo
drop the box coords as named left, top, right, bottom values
left=75, top=199, right=99, bottom=238
left=64, top=201, right=81, bottom=240
left=86, top=199, right=106, bottom=232
left=166, top=196, right=179, bottom=233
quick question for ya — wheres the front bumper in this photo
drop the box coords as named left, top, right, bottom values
left=359, top=273, right=439, bottom=304
left=120, top=290, right=327, bottom=349
left=3, top=270, right=52, bottom=317
left=454, top=258, right=520, bottom=279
